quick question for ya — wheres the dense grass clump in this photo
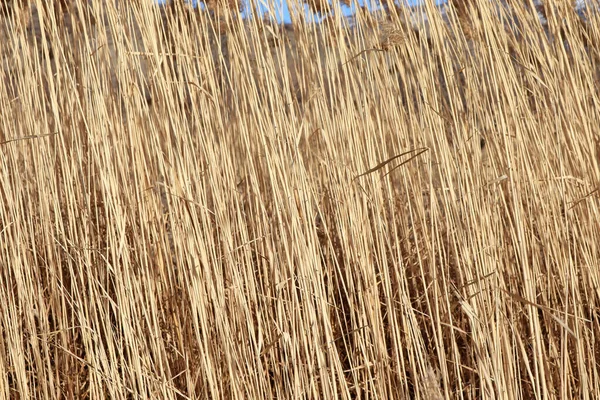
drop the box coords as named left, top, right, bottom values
left=1, top=0, right=599, bottom=398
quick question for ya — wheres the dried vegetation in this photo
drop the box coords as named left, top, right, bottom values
left=1, top=0, right=599, bottom=398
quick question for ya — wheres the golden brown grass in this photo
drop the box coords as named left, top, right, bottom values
left=1, top=0, right=599, bottom=398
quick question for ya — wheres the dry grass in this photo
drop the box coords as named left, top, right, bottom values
left=1, top=0, right=599, bottom=398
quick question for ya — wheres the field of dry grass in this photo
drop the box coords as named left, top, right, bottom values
left=1, top=0, right=599, bottom=398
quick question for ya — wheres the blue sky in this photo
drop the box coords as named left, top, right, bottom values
left=158, top=0, right=425, bottom=24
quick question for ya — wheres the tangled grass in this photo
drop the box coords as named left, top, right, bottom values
left=1, top=0, right=599, bottom=398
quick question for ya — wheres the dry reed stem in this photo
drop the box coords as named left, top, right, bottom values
left=0, top=0, right=599, bottom=398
